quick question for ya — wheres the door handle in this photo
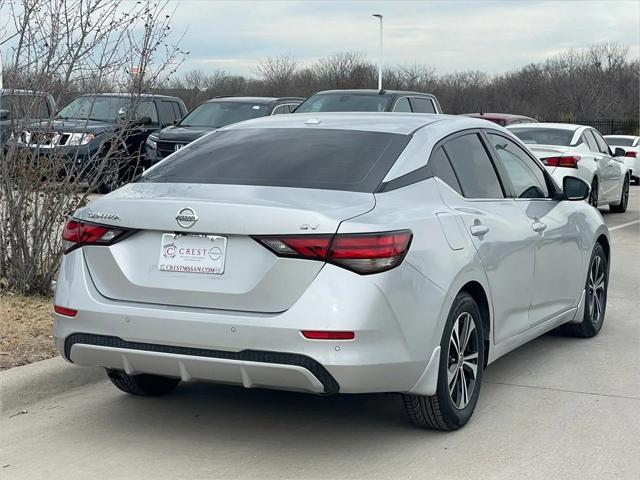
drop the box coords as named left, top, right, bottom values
left=469, top=225, right=489, bottom=237
left=532, top=221, right=547, bottom=232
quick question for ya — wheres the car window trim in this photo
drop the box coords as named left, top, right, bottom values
left=270, top=103, right=300, bottom=115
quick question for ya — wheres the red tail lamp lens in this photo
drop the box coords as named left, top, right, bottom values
left=541, top=156, right=580, bottom=168
left=253, top=230, right=412, bottom=274
left=301, top=331, right=355, bottom=340
left=62, top=218, right=129, bottom=253
left=54, top=305, right=77, bottom=317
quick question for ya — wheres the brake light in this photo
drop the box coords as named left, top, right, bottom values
left=253, top=230, right=412, bottom=274
left=541, top=156, right=580, bottom=168
left=625, top=151, right=637, bottom=158
left=62, top=218, right=130, bottom=253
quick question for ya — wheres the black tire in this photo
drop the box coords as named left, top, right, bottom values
left=403, top=292, right=485, bottom=431
left=609, top=175, right=629, bottom=213
left=588, top=178, right=599, bottom=208
left=106, top=369, right=180, bottom=396
left=560, top=243, right=608, bottom=338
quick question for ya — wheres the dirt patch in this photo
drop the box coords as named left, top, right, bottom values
left=0, top=293, right=57, bottom=370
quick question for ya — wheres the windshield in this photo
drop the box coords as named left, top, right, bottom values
left=179, top=102, right=270, bottom=128
left=295, top=93, right=391, bottom=113
left=141, top=128, right=410, bottom=192
left=604, top=137, right=634, bottom=147
left=510, top=127, right=575, bottom=146
left=57, top=96, right=129, bottom=122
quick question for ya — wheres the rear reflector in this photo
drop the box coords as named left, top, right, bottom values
left=625, top=151, right=637, bottom=158
left=62, top=218, right=131, bottom=253
left=253, top=230, right=412, bottom=274
left=54, top=305, right=78, bottom=317
left=302, top=330, right=355, bottom=340
left=541, top=156, right=580, bottom=168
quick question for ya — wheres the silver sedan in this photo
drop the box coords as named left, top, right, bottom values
left=53, top=113, right=610, bottom=430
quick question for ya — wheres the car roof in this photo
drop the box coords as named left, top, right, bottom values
left=206, top=96, right=304, bottom=104
left=82, top=93, right=183, bottom=101
left=312, top=89, right=436, bottom=98
left=604, top=134, right=638, bottom=139
left=508, top=122, right=582, bottom=131
left=221, top=112, right=493, bottom=135
left=464, top=113, right=533, bottom=120
left=0, top=88, right=51, bottom=97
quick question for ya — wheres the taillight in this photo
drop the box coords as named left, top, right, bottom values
left=541, top=156, right=580, bottom=168
left=62, top=218, right=130, bottom=253
left=253, top=230, right=412, bottom=275
left=625, top=151, right=637, bottom=158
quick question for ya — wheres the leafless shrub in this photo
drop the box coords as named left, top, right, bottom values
left=0, top=0, right=185, bottom=294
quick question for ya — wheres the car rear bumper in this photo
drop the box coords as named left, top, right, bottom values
left=53, top=249, right=447, bottom=395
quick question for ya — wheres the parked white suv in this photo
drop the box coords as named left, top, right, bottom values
left=509, top=123, right=630, bottom=212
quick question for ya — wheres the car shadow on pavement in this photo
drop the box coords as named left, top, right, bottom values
left=100, top=383, right=444, bottom=449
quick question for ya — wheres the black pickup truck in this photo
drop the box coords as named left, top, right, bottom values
left=11, top=93, right=187, bottom=191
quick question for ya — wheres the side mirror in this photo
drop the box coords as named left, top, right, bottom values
left=0, top=109, right=10, bottom=121
left=614, top=147, right=626, bottom=157
left=563, top=176, right=590, bottom=201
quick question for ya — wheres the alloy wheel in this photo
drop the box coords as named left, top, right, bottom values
left=447, top=312, right=479, bottom=410
left=587, top=255, right=606, bottom=326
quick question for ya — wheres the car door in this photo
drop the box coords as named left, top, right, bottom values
left=433, top=131, right=538, bottom=344
left=485, top=131, right=583, bottom=323
left=592, top=129, right=624, bottom=201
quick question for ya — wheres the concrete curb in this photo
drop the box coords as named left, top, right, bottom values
left=0, top=356, right=104, bottom=412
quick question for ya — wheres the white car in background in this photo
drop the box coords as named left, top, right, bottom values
left=604, top=135, right=640, bottom=185
left=509, top=123, right=630, bottom=212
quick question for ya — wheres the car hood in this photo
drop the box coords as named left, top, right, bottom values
left=155, top=125, right=215, bottom=142
left=28, top=119, right=116, bottom=134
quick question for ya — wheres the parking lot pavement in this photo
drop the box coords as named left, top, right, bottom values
left=1, top=189, right=638, bottom=480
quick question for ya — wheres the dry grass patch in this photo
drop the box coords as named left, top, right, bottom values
left=0, top=293, right=57, bottom=370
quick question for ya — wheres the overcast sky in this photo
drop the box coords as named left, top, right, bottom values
left=170, top=0, right=640, bottom=76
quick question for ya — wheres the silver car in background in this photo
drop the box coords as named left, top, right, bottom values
left=54, top=113, right=610, bottom=430
left=509, top=123, right=630, bottom=212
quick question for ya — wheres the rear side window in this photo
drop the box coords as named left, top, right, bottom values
left=582, top=130, right=599, bottom=152
left=271, top=105, right=288, bottom=115
left=410, top=97, right=436, bottom=114
left=591, top=130, right=611, bottom=155
left=443, top=134, right=504, bottom=199
left=141, top=128, right=410, bottom=192
left=428, top=147, right=462, bottom=194
left=393, top=97, right=412, bottom=112
left=159, top=101, right=177, bottom=125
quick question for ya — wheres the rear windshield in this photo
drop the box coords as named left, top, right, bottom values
left=510, top=127, right=574, bottom=146
left=604, top=137, right=634, bottom=147
left=140, top=128, right=410, bottom=192
left=295, top=94, right=391, bottom=113
left=179, top=101, right=270, bottom=128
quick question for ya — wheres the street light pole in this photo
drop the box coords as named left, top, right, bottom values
left=372, top=14, right=383, bottom=91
